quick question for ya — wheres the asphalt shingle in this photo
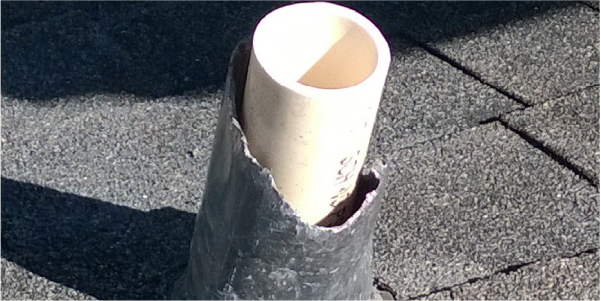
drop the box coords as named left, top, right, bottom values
left=1, top=178, right=196, bottom=299
left=1, top=1, right=97, bottom=30
left=1, top=259, right=96, bottom=300
left=416, top=4, right=601, bottom=104
left=367, top=38, right=520, bottom=160
left=584, top=1, right=600, bottom=10
left=422, top=250, right=600, bottom=300
left=373, top=122, right=599, bottom=298
left=1, top=2, right=599, bottom=300
left=502, top=86, right=600, bottom=185
left=0, top=2, right=282, bottom=101
left=1, top=10, right=128, bottom=100
left=1, top=92, right=221, bottom=213
left=391, top=1, right=599, bottom=105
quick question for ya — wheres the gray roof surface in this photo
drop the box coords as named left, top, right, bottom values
left=503, top=86, right=600, bottom=185
left=1, top=1, right=599, bottom=300
left=367, top=38, right=520, bottom=155
left=585, top=1, right=600, bottom=10
left=418, top=250, right=599, bottom=300
left=1, top=258, right=96, bottom=300
left=399, top=2, right=599, bottom=105
left=2, top=94, right=220, bottom=213
left=373, top=122, right=598, bottom=299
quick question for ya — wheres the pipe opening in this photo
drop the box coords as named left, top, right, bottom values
left=253, top=3, right=379, bottom=89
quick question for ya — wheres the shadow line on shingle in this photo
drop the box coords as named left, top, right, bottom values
left=497, top=120, right=598, bottom=188
left=1, top=177, right=196, bottom=300
left=1, top=1, right=577, bottom=102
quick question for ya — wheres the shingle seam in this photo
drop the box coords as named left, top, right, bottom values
left=549, top=84, right=601, bottom=103
left=407, top=248, right=599, bottom=300
left=405, top=263, right=532, bottom=300
left=497, top=119, right=598, bottom=188
left=396, top=30, right=531, bottom=109
left=478, top=84, right=600, bottom=126
left=374, top=276, right=398, bottom=300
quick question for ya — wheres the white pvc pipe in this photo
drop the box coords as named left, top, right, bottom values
left=242, top=2, right=390, bottom=225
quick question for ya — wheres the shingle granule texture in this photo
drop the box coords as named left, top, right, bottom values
left=372, top=122, right=599, bottom=298
left=0, top=2, right=282, bottom=100
left=349, top=1, right=600, bottom=105
left=2, top=2, right=599, bottom=300
left=1, top=10, right=129, bottom=100
left=367, top=38, right=520, bottom=160
left=2, top=177, right=196, bottom=299
left=503, top=86, right=600, bottom=185
left=390, top=1, right=599, bottom=105
left=422, top=250, right=600, bottom=300
left=1, top=92, right=221, bottom=213
left=1, top=259, right=96, bottom=300
left=584, top=1, right=600, bottom=10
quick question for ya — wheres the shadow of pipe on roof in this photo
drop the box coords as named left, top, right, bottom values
left=0, top=1, right=576, bottom=102
left=1, top=177, right=195, bottom=300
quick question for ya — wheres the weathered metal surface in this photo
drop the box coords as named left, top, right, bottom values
left=172, top=40, right=388, bottom=300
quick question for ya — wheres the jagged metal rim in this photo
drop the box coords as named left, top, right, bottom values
left=227, top=39, right=388, bottom=233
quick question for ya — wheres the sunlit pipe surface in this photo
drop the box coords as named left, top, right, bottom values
left=243, top=2, right=391, bottom=224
